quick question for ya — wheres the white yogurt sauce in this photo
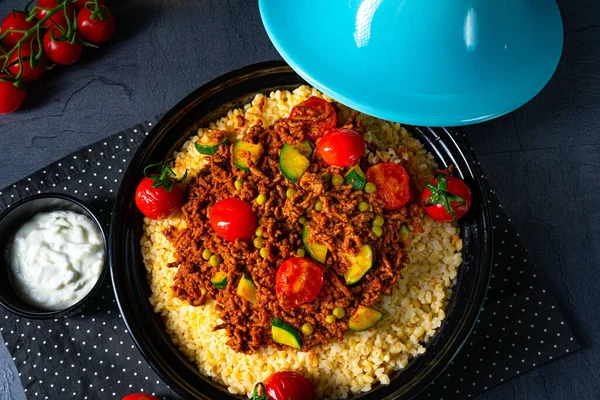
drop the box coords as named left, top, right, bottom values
left=7, top=210, right=105, bottom=311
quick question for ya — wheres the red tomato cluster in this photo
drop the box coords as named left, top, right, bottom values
left=0, top=0, right=116, bottom=114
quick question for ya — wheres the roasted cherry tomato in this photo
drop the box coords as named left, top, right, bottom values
left=316, top=128, right=365, bottom=167
left=73, top=0, right=107, bottom=10
left=0, top=11, right=35, bottom=47
left=77, top=5, right=116, bottom=44
left=0, top=76, right=26, bottom=114
left=253, top=371, right=314, bottom=400
left=43, top=29, right=83, bottom=65
left=210, top=198, right=257, bottom=242
left=366, top=162, right=411, bottom=210
left=276, top=257, right=323, bottom=308
left=36, top=0, right=75, bottom=29
left=121, top=394, right=160, bottom=400
left=421, top=175, right=472, bottom=222
left=7, top=44, right=47, bottom=82
left=135, top=161, right=187, bottom=220
left=289, top=96, right=337, bottom=141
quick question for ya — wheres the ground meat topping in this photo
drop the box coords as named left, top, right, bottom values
left=165, top=113, right=422, bottom=353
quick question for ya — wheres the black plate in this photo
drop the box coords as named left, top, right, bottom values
left=110, top=61, right=492, bottom=400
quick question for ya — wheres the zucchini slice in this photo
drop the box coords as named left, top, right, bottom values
left=301, top=223, right=328, bottom=264
left=343, top=244, right=374, bottom=285
left=195, top=138, right=229, bottom=156
left=344, top=165, right=366, bottom=190
left=272, top=318, right=302, bottom=349
left=348, top=305, right=383, bottom=332
left=279, top=143, right=310, bottom=183
left=210, top=271, right=228, bottom=289
left=400, top=223, right=412, bottom=241
left=236, top=273, right=257, bottom=304
left=294, top=140, right=313, bottom=159
left=233, top=141, right=263, bottom=171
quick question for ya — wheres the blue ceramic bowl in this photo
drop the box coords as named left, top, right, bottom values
left=259, top=0, right=563, bottom=126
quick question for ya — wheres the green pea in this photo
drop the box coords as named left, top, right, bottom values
left=253, top=237, right=264, bottom=249
left=321, top=171, right=332, bottom=182
left=255, top=227, right=263, bottom=238
left=296, top=248, right=306, bottom=258
left=202, top=249, right=212, bottom=261
left=209, top=255, right=222, bottom=267
left=298, top=216, right=307, bottom=225
left=325, top=315, right=337, bottom=324
left=332, top=174, right=344, bottom=186
left=260, top=247, right=267, bottom=259
left=314, top=200, right=323, bottom=211
left=256, top=193, right=267, bottom=205
left=372, top=215, right=385, bottom=227
left=286, top=188, right=297, bottom=198
left=372, top=225, right=383, bottom=238
left=332, top=307, right=346, bottom=319
left=358, top=201, right=369, bottom=212
left=301, top=323, right=314, bottom=336
left=364, top=182, right=377, bottom=194
left=234, top=179, right=244, bottom=191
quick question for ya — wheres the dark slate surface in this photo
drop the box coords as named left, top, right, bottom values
left=0, top=0, right=598, bottom=399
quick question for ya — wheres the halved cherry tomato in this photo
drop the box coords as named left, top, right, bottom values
left=36, top=0, right=75, bottom=29
left=316, top=128, right=365, bottom=167
left=43, top=28, right=83, bottom=65
left=135, top=162, right=187, bottom=220
left=7, top=44, right=47, bottom=82
left=210, top=198, right=257, bottom=242
left=77, top=5, right=116, bottom=44
left=421, top=175, right=471, bottom=222
left=366, top=162, right=411, bottom=210
left=276, top=257, right=323, bottom=308
left=0, top=11, right=35, bottom=47
left=0, top=75, right=26, bottom=114
left=289, top=96, right=337, bottom=141
left=121, top=394, right=159, bottom=400
left=261, top=371, right=314, bottom=400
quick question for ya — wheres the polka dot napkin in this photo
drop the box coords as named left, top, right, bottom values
left=0, top=119, right=580, bottom=400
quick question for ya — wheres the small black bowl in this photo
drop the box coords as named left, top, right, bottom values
left=0, top=193, right=108, bottom=319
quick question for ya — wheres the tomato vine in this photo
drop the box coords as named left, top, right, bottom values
left=0, top=0, right=103, bottom=86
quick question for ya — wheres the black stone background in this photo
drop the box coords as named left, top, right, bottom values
left=0, top=0, right=599, bottom=399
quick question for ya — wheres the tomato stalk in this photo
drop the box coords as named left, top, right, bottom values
left=143, top=159, right=188, bottom=192
left=251, top=383, right=269, bottom=400
left=421, top=174, right=466, bottom=218
left=84, top=0, right=109, bottom=22
left=0, top=0, right=81, bottom=85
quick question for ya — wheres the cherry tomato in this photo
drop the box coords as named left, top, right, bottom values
left=276, top=257, right=323, bottom=308
left=262, top=371, right=314, bottom=400
left=421, top=175, right=472, bottom=222
left=0, top=11, right=35, bottom=47
left=73, top=0, right=107, bottom=10
left=77, top=5, right=116, bottom=44
left=135, top=162, right=186, bottom=220
left=0, top=76, right=26, bottom=114
left=36, top=0, right=75, bottom=29
left=121, top=394, right=159, bottom=400
left=7, top=44, right=47, bottom=82
left=210, top=198, right=257, bottom=242
left=289, top=96, right=337, bottom=141
left=43, top=29, right=83, bottom=65
left=316, top=128, right=365, bottom=167
left=366, top=162, right=411, bottom=210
